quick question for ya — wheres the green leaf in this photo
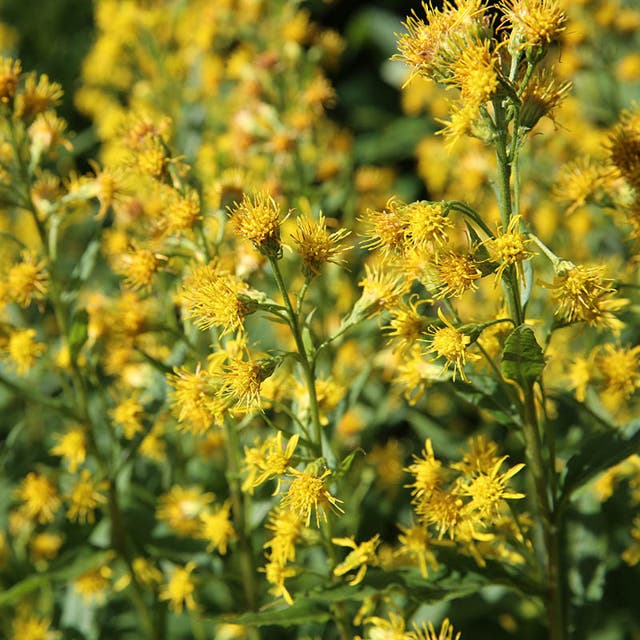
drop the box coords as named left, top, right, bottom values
left=452, top=375, right=520, bottom=427
left=223, top=602, right=331, bottom=627
left=501, top=326, right=545, bottom=387
left=68, top=309, right=89, bottom=360
left=0, top=550, right=112, bottom=606
left=333, top=448, right=365, bottom=480
left=560, top=418, right=640, bottom=502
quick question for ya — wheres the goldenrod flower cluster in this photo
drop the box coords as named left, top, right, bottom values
left=0, top=0, right=639, bottom=638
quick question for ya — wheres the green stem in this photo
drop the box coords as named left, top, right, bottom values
left=492, top=97, right=566, bottom=638
left=268, top=257, right=322, bottom=457
left=223, top=421, right=261, bottom=640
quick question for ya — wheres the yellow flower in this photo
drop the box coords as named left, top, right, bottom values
left=159, top=562, right=199, bottom=613
left=360, top=198, right=408, bottom=256
left=161, top=187, right=201, bottom=235
left=156, top=485, right=215, bottom=536
left=74, top=563, right=113, bottom=602
left=395, top=521, right=439, bottom=578
left=50, top=427, right=87, bottom=472
left=228, top=190, right=283, bottom=257
left=15, top=72, right=63, bottom=122
left=432, top=251, right=482, bottom=299
left=413, top=618, right=461, bottom=640
left=200, top=500, right=235, bottom=554
left=405, top=439, right=445, bottom=503
left=597, top=344, right=640, bottom=399
left=544, top=263, right=627, bottom=330
left=458, top=456, right=526, bottom=520
left=622, top=516, right=640, bottom=567
left=242, top=432, right=300, bottom=495
left=218, top=353, right=277, bottom=414
left=502, top=0, right=566, bottom=52
left=262, top=558, right=296, bottom=605
left=263, top=507, right=304, bottom=566
left=483, top=215, right=534, bottom=283
left=16, top=472, right=61, bottom=524
left=355, top=262, right=405, bottom=316
left=168, top=365, right=224, bottom=435
left=110, top=397, right=144, bottom=439
left=383, top=296, right=430, bottom=354
left=404, top=201, right=453, bottom=254
left=425, top=308, right=480, bottom=382
left=114, top=247, right=164, bottom=291
left=332, top=534, right=380, bottom=585
left=10, top=613, right=60, bottom=640
left=29, top=532, right=64, bottom=563
left=66, top=470, right=109, bottom=524
left=451, top=41, right=498, bottom=108
left=5, top=328, right=46, bottom=374
left=0, top=56, right=21, bottom=103
left=608, top=106, right=640, bottom=190
left=7, top=252, right=48, bottom=307
left=291, top=212, right=351, bottom=276
left=180, top=262, right=250, bottom=336
left=281, top=467, right=344, bottom=527
left=28, top=110, right=72, bottom=154
left=362, top=611, right=413, bottom=640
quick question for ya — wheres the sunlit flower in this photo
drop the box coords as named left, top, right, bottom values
left=597, top=344, right=640, bottom=399
left=74, top=563, right=113, bottom=602
left=229, top=190, right=283, bottom=257
left=292, top=212, right=351, bottom=276
left=66, top=470, right=109, bottom=524
left=7, top=252, right=48, bottom=307
left=483, top=215, right=534, bottom=283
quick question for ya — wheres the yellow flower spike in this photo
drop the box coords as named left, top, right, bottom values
left=15, top=72, right=63, bottom=122
left=425, top=308, right=481, bottom=382
left=502, top=0, right=566, bottom=54
left=383, top=296, right=431, bottom=355
left=332, top=534, right=380, bottom=585
left=403, top=200, right=453, bottom=254
left=244, top=432, right=300, bottom=495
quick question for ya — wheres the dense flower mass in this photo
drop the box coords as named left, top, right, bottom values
left=0, top=0, right=638, bottom=638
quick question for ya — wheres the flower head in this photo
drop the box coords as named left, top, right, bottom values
left=425, top=308, right=480, bottom=382
left=332, top=534, right=380, bottom=585
left=200, top=500, right=235, bottom=554
left=229, top=191, right=283, bottom=257
left=50, top=427, right=87, bottom=472
left=484, top=215, right=534, bottom=283
left=16, top=472, right=60, bottom=524
left=7, top=252, right=48, bottom=307
left=292, top=212, right=351, bottom=276
left=181, top=262, right=251, bottom=336
left=66, top=470, right=109, bottom=524
left=597, top=344, right=640, bottom=399
left=160, top=562, right=199, bottom=613
left=157, top=485, right=215, bottom=536
left=281, top=467, right=344, bottom=527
